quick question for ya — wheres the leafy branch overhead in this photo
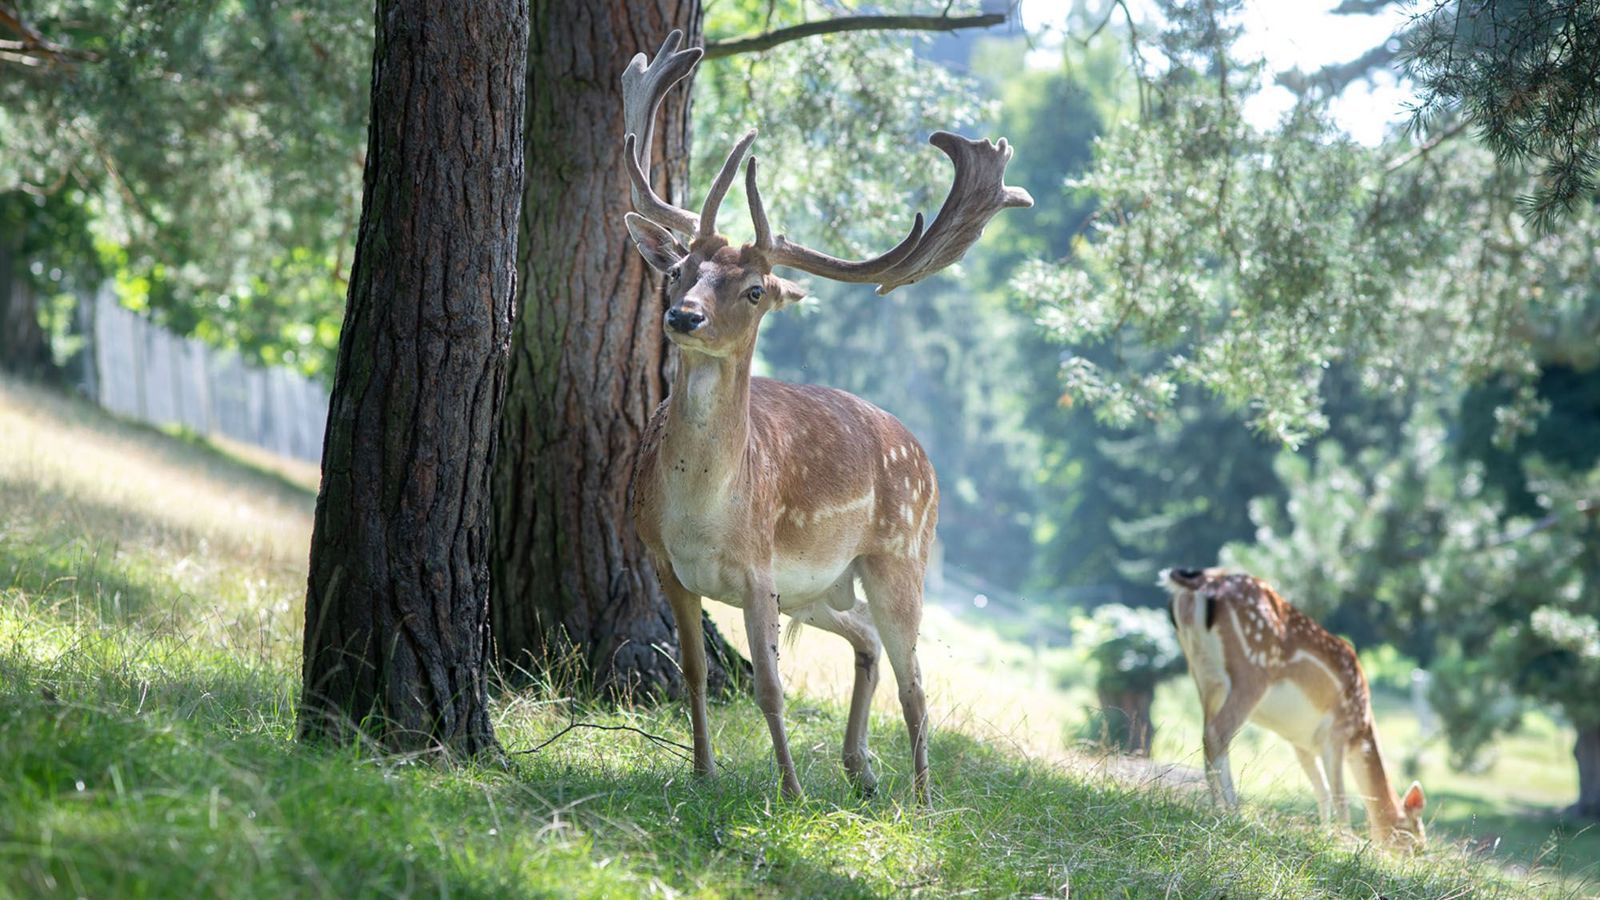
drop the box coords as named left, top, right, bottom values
left=1020, top=0, right=1600, bottom=446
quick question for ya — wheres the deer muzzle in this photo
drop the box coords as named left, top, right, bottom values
left=666, top=306, right=706, bottom=334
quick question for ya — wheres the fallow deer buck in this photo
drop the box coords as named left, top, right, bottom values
left=1161, top=567, right=1428, bottom=849
left=621, top=32, right=1032, bottom=804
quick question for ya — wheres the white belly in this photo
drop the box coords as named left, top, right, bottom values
left=1251, top=680, right=1332, bottom=747
left=667, top=546, right=740, bottom=603
left=665, top=540, right=852, bottom=610
left=771, top=551, right=852, bottom=606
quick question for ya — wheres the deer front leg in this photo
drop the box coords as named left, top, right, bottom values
left=1201, top=682, right=1263, bottom=809
left=744, top=576, right=802, bottom=800
left=659, top=568, right=715, bottom=779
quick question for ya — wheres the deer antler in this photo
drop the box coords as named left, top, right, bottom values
left=622, top=30, right=1033, bottom=284
left=750, top=132, right=1033, bottom=294
left=621, top=30, right=703, bottom=235
left=745, top=155, right=928, bottom=282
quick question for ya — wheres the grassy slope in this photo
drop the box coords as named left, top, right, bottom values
left=0, top=375, right=1583, bottom=898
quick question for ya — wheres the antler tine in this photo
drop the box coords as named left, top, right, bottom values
left=621, top=29, right=703, bottom=235
left=744, top=136, right=925, bottom=278
left=698, top=129, right=758, bottom=241
left=760, top=132, right=1032, bottom=293
left=745, top=156, right=772, bottom=250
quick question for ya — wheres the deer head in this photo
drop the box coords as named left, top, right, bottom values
left=620, top=31, right=1033, bottom=358
left=1394, top=781, right=1427, bottom=849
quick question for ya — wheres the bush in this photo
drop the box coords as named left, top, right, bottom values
left=1071, top=604, right=1187, bottom=756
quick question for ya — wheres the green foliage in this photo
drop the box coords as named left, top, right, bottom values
left=1020, top=0, right=1600, bottom=444
left=1404, top=0, right=1600, bottom=229
left=1460, top=365, right=1600, bottom=516
left=1427, top=462, right=1600, bottom=761
left=695, top=19, right=988, bottom=257
left=1, top=1, right=369, bottom=376
left=1225, top=400, right=1600, bottom=780
left=1223, top=409, right=1500, bottom=656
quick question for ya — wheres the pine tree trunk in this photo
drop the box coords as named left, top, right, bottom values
left=490, top=0, right=747, bottom=698
left=1573, top=723, right=1600, bottom=819
left=0, top=221, right=52, bottom=378
left=299, top=0, right=528, bottom=755
left=1098, top=687, right=1157, bottom=757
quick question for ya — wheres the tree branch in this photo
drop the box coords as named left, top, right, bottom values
left=512, top=719, right=695, bottom=762
left=1276, top=41, right=1401, bottom=97
left=1331, top=0, right=1402, bottom=14
left=1384, top=118, right=1469, bottom=173
left=0, top=2, right=100, bottom=67
left=704, top=12, right=1007, bottom=60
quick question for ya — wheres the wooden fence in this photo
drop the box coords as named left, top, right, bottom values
left=82, top=285, right=329, bottom=462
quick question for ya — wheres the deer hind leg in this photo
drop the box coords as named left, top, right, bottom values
left=743, top=573, right=803, bottom=799
left=858, top=554, right=931, bottom=806
left=792, top=576, right=882, bottom=796
left=1295, top=746, right=1334, bottom=823
left=1322, top=736, right=1348, bottom=827
left=1202, top=680, right=1264, bottom=810
left=659, top=568, right=715, bottom=779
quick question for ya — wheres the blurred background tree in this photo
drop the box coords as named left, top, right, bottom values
left=0, top=1, right=368, bottom=378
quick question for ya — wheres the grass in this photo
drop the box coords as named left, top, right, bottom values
left=1146, top=678, right=1600, bottom=877
left=0, top=372, right=1590, bottom=898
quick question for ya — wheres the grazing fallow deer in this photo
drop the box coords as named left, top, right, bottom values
left=621, top=32, right=1032, bottom=804
left=1161, top=567, right=1427, bottom=849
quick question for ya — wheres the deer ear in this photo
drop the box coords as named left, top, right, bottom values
left=625, top=213, right=688, bottom=273
left=1402, top=781, right=1425, bottom=811
left=769, top=275, right=807, bottom=309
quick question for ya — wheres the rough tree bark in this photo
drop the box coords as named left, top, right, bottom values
left=299, top=0, right=528, bottom=754
left=490, top=1, right=748, bottom=698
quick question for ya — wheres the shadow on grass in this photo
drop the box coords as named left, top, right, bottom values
left=0, top=506, right=173, bottom=625
left=0, top=475, right=305, bottom=637
left=492, top=698, right=1558, bottom=898
left=1420, top=787, right=1600, bottom=883
left=0, top=628, right=1581, bottom=899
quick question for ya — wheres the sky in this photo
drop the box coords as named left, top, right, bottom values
left=1018, top=0, right=1416, bottom=145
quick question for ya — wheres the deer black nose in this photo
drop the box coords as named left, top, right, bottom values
left=665, top=307, right=705, bottom=333
left=1173, top=567, right=1202, bottom=580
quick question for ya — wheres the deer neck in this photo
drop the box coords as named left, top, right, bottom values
left=1346, top=725, right=1406, bottom=842
left=661, top=344, right=754, bottom=491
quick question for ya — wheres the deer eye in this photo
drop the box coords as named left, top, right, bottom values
left=745, top=285, right=764, bottom=304
left=668, top=266, right=682, bottom=284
